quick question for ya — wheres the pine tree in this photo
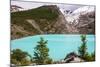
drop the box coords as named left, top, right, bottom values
left=78, top=35, right=87, bottom=58
left=33, top=37, right=52, bottom=65
left=78, top=35, right=95, bottom=61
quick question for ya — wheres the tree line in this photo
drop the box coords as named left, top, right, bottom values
left=11, top=35, right=95, bottom=66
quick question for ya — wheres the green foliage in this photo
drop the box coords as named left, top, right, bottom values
left=78, top=35, right=95, bottom=61
left=11, top=49, right=31, bottom=65
left=11, top=59, right=18, bottom=64
left=78, top=35, right=87, bottom=58
left=16, top=32, right=23, bottom=36
left=91, top=52, right=95, bottom=61
left=33, top=37, right=52, bottom=65
left=11, top=5, right=59, bottom=21
left=83, top=52, right=95, bottom=61
left=20, top=58, right=30, bottom=66
left=44, top=58, right=53, bottom=64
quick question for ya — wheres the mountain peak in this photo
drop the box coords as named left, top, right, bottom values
left=72, top=6, right=95, bottom=14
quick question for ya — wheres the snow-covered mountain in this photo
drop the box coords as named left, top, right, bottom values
left=72, top=6, right=95, bottom=14
left=59, top=6, right=95, bottom=24
left=59, top=5, right=95, bottom=34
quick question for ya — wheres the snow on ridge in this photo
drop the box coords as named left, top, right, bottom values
left=58, top=6, right=95, bottom=24
left=72, top=6, right=95, bottom=24
left=72, top=6, right=95, bottom=14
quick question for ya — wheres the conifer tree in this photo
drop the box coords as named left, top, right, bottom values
left=33, top=37, right=52, bottom=65
left=78, top=35, right=87, bottom=58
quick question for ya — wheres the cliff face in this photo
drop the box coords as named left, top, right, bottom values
left=75, top=11, right=95, bottom=34
left=63, top=6, right=95, bottom=34
left=72, top=6, right=95, bottom=34
left=11, top=5, right=95, bottom=40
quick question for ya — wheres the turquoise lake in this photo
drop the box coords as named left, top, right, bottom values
left=11, top=35, right=95, bottom=61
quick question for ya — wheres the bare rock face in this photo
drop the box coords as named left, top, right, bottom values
left=77, top=14, right=95, bottom=34
left=73, top=8, right=95, bottom=34
left=64, top=6, right=95, bottom=34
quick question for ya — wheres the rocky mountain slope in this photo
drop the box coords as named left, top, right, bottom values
left=62, top=6, right=95, bottom=34
left=11, top=5, right=95, bottom=39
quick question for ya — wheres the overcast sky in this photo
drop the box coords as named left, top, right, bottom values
left=11, top=0, right=87, bottom=11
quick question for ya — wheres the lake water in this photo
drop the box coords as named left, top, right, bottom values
left=11, top=35, right=95, bottom=61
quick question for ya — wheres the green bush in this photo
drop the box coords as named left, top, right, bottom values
left=11, top=49, right=31, bottom=65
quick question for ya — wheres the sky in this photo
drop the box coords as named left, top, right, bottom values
left=11, top=0, right=85, bottom=11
